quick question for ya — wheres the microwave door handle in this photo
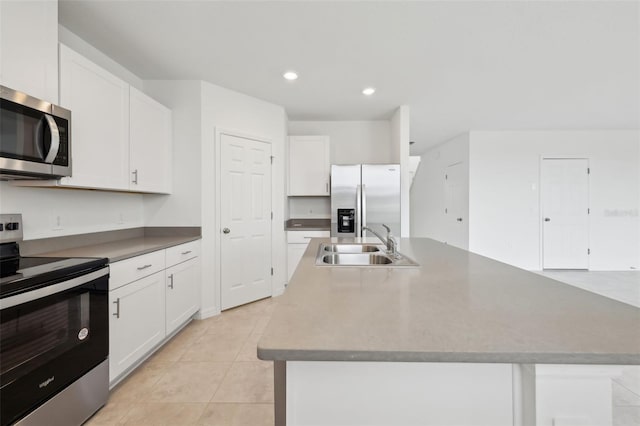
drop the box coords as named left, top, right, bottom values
left=43, top=114, right=60, bottom=164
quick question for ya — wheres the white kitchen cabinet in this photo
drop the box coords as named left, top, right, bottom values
left=129, top=86, right=172, bottom=194
left=59, top=44, right=131, bottom=191
left=109, top=271, right=166, bottom=382
left=166, top=257, right=200, bottom=335
left=287, top=230, right=330, bottom=281
left=108, top=240, right=201, bottom=385
left=165, top=241, right=200, bottom=336
left=288, top=136, right=330, bottom=196
left=0, top=0, right=58, bottom=103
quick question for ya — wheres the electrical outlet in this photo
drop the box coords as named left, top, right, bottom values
left=53, top=215, right=63, bottom=231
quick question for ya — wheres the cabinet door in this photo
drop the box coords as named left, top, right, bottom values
left=109, top=271, right=165, bottom=382
left=288, top=136, right=330, bottom=196
left=59, top=44, right=130, bottom=190
left=287, top=244, right=308, bottom=281
left=129, top=86, right=172, bottom=194
left=165, top=257, right=200, bottom=336
left=0, top=1, right=58, bottom=103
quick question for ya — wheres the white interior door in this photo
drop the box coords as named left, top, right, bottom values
left=541, top=158, right=589, bottom=269
left=220, top=134, right=272, bottom=310
left=445, top=162, right=466, bottom=249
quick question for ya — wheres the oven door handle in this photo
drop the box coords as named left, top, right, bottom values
left=0, top=267, right=109, bottom=310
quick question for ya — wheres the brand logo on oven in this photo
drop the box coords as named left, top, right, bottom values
left=39, top=376, right=55, bottom=388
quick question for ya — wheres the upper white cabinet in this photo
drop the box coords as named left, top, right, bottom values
left=288, top=135, right=330, bottom=196
left=59, top=44, right=131, bottom=191
left=0, top=0, right=58, bottom=103
left=130, top=87, right=172, bottom=193
left=54, top=44, right=172, bottom=193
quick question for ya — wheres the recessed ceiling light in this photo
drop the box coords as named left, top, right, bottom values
left=362, top=87, right=376, bottom=96
left=283, top=71, right=298, bottom=81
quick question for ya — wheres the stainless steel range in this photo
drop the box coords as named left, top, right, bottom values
left=0, top=214, right=109, bottom=426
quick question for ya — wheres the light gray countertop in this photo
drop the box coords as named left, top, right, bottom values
left=285, top=218, right=330, bottom=231
left=258, top=238, right=640, bottom=364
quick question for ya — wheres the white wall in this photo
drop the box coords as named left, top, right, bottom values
left=288, top=197, right=330, bottom=219
left=59, top=25, right=143, bottom=90
left=288, top=121, right=391, bottom=164
left=0, top=183, right=144, bottom=240
left=201, top=81, right=288, bottom=316
left=142, top=80, right=202, bottom=227
left=468, top=130, right=640, bottom=271
left=391, top=106, right=411, bottom=237
left=410, top=133, right=470, bottom=246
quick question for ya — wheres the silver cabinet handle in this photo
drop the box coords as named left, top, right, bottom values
left=223, top=228, right=230, bottom=234
left=132, top=169, right=138, bottom=184
left=544, top=218, right=551, bottom=222
left=181, top=250, right=192, bottom=255
left=137, top=264, right=152, bottom=270
left=113, top=298, right=120, bottom=318
left=168, top=274, right=174, bottom=289
left=326, top=182, right=329, bottom=193
left=457, top=218, right=463, bottom=222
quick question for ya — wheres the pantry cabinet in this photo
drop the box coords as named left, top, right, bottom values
left=288, top=136, right=330, bottom=196
left=0, top=0, right=58, bottom=103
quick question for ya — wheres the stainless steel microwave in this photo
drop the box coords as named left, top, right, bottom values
left=0, top=86, right=71, bottom=180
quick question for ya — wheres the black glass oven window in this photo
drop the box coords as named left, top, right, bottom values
left=0, top=292, right=90, bottom=380
left=0, top=99, right=52, bottom=162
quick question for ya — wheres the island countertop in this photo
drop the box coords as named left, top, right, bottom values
left=257, top=238, right=640, bottom=364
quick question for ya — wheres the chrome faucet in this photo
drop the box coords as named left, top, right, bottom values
left=362, top=224, right=398, bottom=256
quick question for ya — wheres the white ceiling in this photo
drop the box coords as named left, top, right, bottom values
left=59, top=1, right=639, bottom=154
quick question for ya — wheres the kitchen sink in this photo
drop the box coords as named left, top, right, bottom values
left=321, top=253, right=393, bottom=265
left=315, top=243, right=419, bottom=267
left=323, top=244, right=382, bottom=253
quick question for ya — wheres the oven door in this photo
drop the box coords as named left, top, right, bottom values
left=0, top=267, right=108, bottom=426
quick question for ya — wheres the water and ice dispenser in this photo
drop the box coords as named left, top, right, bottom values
left=337, top=209, right=355, bottom=233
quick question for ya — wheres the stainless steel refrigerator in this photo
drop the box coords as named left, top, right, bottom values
left=330, top=164, right=401, bottom=238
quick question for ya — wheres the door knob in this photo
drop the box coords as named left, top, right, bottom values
left=223, top=228, right=230, bottom=234
left=544, top=218, right=551, bottom=222
left=456, top=218, right=463, bottom=222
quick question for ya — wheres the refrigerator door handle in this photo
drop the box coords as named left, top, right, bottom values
left=356, top=184, right=362, bottom=237
left=361, top=184, right=367, bottom=232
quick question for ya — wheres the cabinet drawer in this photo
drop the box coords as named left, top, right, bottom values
left=287, top=230, right=330, bottom=244
left=109, top=250, right=166, bottom=290
left=166, top=240, right=200, bottom=267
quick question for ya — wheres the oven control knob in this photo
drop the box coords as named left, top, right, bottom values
left=5, top=222, right=19, bottom=231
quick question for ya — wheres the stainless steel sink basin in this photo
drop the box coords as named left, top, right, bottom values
left=321, top=253, right=392, bottom=265
left=323, top=244, right=382, bottom=253
left=315, top=243, right=419, bottom=267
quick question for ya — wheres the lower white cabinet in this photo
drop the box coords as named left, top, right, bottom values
left=109, top=271, right=166, bottom=381
left=287, top=230, right=330, bottom=281
left=108, top=240, right=201, bottom=384
left=166, top=257, right=200, bottom=336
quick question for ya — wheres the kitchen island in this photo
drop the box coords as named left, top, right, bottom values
left=258, top=238, right=640, bottom=426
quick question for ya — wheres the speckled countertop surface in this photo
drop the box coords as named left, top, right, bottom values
left=258, top=238, right=640, bottom=364
left=37, top=235, right=200, bottom=262
left=285, top=218, right=330, bottom=231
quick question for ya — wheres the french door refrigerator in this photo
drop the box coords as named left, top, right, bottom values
left=330, top=164, right=401, bottom=238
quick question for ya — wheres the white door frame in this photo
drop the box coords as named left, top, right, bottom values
left=215, top=127, right=273, bottom=311
left=538, top=155, right=590, bottom=270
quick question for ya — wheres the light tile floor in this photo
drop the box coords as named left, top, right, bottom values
left=85, top=297, right=276, bottom=426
